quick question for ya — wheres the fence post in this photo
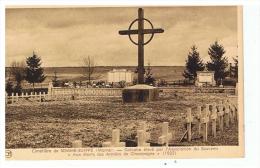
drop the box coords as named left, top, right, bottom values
left=11, top=93, right=14, bottom=104
left=30, top=92, right=33, bottom=100
left=15, top=93, right=19, bottom=102
left=5, top=92, right=8, bottom=105
left=39, top=92, right=42, bottom=102
left=43, top=92, right=46, bottom=100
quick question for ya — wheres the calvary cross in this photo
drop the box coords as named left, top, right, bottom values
left=119, top=8, right=164, bottom=84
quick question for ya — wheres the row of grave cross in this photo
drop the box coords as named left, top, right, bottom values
left=183, top=100, right=238, bottom=142
left=72, top=121, right=173, bottom=148
left=71, top=99, right=237, bottom=148
left=101, top=121, right=173, bottom=147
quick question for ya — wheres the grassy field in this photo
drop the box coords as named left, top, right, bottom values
left=6, top=91, right=238, bottom=148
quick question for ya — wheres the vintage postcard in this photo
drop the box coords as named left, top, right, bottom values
left=5, top=6, right=243, bottom=160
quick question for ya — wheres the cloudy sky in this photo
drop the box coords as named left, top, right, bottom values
left=6, top=6, right=239, bottom=67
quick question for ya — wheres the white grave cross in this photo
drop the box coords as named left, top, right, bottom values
left=211, top=103, right=218, bottom=138
left=102, top=129, right=125, bottom=147
left=158, top=122, right=173, bottom=146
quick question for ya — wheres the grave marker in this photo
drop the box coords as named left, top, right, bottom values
left=158, top=122, right=173, bottom=146
left=137, top=130, right=150, bottom=147
left=102, top=129, right=125, bottom=147
left=205, top=104, right=211, bottom=135
left=217, top=103, right=224, bottom=132
left=137, top=121, right=150, bottom=140
left=119, top=8, right=164, bottom=102
left=211, top=103, right=217, bottom=138
left=224, top=104, right=230, bottom=127
left=196, top=106, right=202, bottom=136
left=201, top=106, right=209, bottom=142
left=186, top=108, right=193, bottom=142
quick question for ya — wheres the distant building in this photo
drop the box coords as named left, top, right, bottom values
left=107, top=69, right=133, bottom=83
left=195, top=71, right=216, bottom=87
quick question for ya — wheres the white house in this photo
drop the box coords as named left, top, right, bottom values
left=107, top=69, right=133, bottom=83
left=195, top=71, right=216, bottom=87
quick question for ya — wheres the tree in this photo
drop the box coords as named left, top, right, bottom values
left=82, top=56, right=96, bottom=87
left=6, top=80, right=14, bottom=95
left=231, top=56, right=238, bottom=80
left=206, top=41, right=229, bottom=85
left=25, top=51, right=46, bottom=90
left=52, top=71, right=59, bottom=87
left=145, top=63, right=156, bottom=85
left=9, top=61, right=26, bottom=94
left=183, top=45, right=205, bottom=81
left=118, top=80, right=126, bottom=88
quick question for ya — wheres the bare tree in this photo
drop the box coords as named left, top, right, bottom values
left=9, top=61, right=26, bottom=93
left=82, top=56, right=96, bottom=87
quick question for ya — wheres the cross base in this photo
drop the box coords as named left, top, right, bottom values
left=102, top=141, right=126, bottom=147
left=137, top=130, right=150, bottom=147
left=158, top=133, right=173, bottom=145
left=122, top=84, right=159, bottom=103
left=72, top=140, right=82, bottom=148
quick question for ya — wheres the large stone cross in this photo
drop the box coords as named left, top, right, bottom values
left=119, top=8, right=164, bottom=84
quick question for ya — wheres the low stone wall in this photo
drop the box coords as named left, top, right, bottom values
left=50, top=87, right=122, bottom=97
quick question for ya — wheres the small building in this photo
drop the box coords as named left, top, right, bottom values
left=107, top=69, right=133, bottom=83
left=195, top=71, right=216, bottom=87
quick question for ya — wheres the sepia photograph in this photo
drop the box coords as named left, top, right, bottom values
left=4, top=6, right=243, bottom=160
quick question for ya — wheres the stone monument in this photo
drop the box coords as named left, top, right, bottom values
left=119, top=8, right=164, bottom=102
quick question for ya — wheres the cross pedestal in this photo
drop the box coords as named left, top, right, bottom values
left=158, top=122, right=173, bottom=146
left=122, top=84, right=159, bottom=102
left=102, top=129, right=125, bottom=147
left=119, top=8, right=164, bottom=103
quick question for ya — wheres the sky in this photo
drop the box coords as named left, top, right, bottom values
left=5, top=6, right=239, bottom=67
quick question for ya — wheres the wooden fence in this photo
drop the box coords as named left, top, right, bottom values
left=6, top=88, right=122, bottom=104
left=6, top=86, right=236, bottom=105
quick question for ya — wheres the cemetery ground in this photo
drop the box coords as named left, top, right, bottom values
left=5, top=91, right=238, bottom=148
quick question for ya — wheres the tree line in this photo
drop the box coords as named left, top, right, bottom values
left=6, top=51, right=46, bottom=94
left=183, top=41, right=238, bottom=85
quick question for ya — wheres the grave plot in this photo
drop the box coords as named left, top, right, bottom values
left=5, top=91, right=238, bottom=148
